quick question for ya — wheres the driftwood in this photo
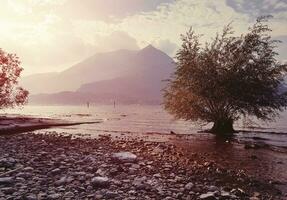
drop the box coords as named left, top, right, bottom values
left=0, top=166, right=23, bottom=177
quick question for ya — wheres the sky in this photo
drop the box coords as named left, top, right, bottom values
left=0, top=0, right=287, bottom=75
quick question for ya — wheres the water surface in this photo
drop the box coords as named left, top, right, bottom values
left=4, top=105, right=287, bottom=149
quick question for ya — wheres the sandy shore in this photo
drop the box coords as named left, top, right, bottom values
left=0, top=131, right=284, bottom=200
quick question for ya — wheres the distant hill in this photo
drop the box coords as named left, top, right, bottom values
left=26, top=45, right=175, bottom=105
left=20, top=72, right=60, bottom=96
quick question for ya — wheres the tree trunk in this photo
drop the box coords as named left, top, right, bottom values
left=210, top=118, right=235, bottom=136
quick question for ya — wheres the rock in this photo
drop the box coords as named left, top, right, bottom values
left=111, top=152, right=137, bottom=163
left=16, top=172, right=32, bottom=179
left=185, top=182, right=194, bottom=190
left=208, top=185, right=218, bottom=192
left=0, top=177, right=13, bottom=185
left=15, top=177, right=25, bottom=182
left=94, top=194, right=104, bottom=199
left=91, top=176, right=110, bottom=187
left=131, top=164, right=140, bottom=169
left=199, top=192, right=216, bottom=200
left=50, top=168, right=61, bottom=175
left=174, top=176, right=183, bottom=182
left=109, top=168, right=118, bottom=176
left=128, top=190, right=136, bottom=195
left=63, top=191, right=74, bottom=198
left=170, top=131, right=176, bottom=135
left=0, top=187, right=14, bottom=195
left=250, top=197, right=260, bottom=200
left=105, top=191, right=118, bottom=198
left=230, top=188, right=245, bottom=196
left=55, top=176, right=68, bottom=186
left=38, top=192, right=47, bottom=199
left=244, top=144, right=253, bottom=149
left=252, top=192, right=260, bottom=197
left=95, top=169, right=106, bottom=176
left=164, top=197, right=174, bottom=200
left=47, top=193, right=61, bottom=199
left=244, top=143, right=267, bottom=149
left=73, top=171, right=86, bottom=176
left=23, top=167, right=34, bottom=172
left=26, top=194, right=37, bottom=200
left=0, top=158, right=16, bottom=168
left=153, top=173, right=161, bottom=178
left=220, top=191, right=234, bottom=199
left=132, top=177, right=147, bottom=190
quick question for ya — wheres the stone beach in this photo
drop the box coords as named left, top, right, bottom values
left=0, top=132, right=283, bottom=199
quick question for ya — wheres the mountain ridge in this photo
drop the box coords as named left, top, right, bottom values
left=25, top=45, right=175, bottom=104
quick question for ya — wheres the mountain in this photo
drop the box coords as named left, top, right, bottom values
left=22, top=49, right=137, bottom=94
left=20, top=72, right=59, bottom=94
left=26, top=45, right=175, bottom=104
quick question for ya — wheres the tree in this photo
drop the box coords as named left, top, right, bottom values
left=0, top=48, right=28, bottom=109
left=163, top=16, right=287, bottom=136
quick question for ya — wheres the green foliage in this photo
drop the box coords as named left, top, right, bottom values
left=163, top=16, right=287, bottom=134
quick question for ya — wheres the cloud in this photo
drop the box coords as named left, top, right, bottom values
left=227, top=0, right=287, bottom=17
left=274, top=35, right=287, bottom=62
left=111, top=0, right=251, bottom=45
left=153, top=39, right=178, bottom=56
left=1, top=30, right=139, bottom=74
left=224, top=0, right=287, bottom=63
left=0, top=11, right=139, bottom=74
left=1, top=31, right=95, bottom=74
left=97, top=31, right=139, bottom=51
left=55, top=0, right=174, bottom=22
left=226, top=0, right=287, bottom=38
left=1, top=0, right=286, bottom=75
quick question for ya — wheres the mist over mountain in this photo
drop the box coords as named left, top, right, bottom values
left=25, top=45, right=175, bottom=104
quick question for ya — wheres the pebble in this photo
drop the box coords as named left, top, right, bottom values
left=0, top=158, right=16, bottom=168
left=26, top=194, right=37, bottom=200
left=0, top=177, right=13, bottom=185
left=47, top=193, right=61, bottom=199
left=91, top=176, right=110, bottom=187
left=50, top=168, right=61, bottom=175
left=185, top=182, right=194, bottom=190
left=1, top=187, right=14, bottom=195
left=0, top=133, right=280, bottom=199
left=199, top=192, right=217, bottom=199
left=111, top=152, right=137, bottom=163
left=208, top=185, right=218, bottom=192
left=23, top=167, right=34, bottom=172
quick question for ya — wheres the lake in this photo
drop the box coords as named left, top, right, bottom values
left=4, top=105, right=287, bottom=149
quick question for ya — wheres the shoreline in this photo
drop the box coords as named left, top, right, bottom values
left=0, top=116, right=99, bottom=135
left=1, top=115, right=287, bottom=198
left=0, top=132, right=285, bottom=199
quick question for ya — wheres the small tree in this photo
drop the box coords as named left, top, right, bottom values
left=164, top=16, right=287, bottom=136
left=0, top=48, right=28, bottom=109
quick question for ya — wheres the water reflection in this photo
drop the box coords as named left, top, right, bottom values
left=172, top=134, right=287, bottom=193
